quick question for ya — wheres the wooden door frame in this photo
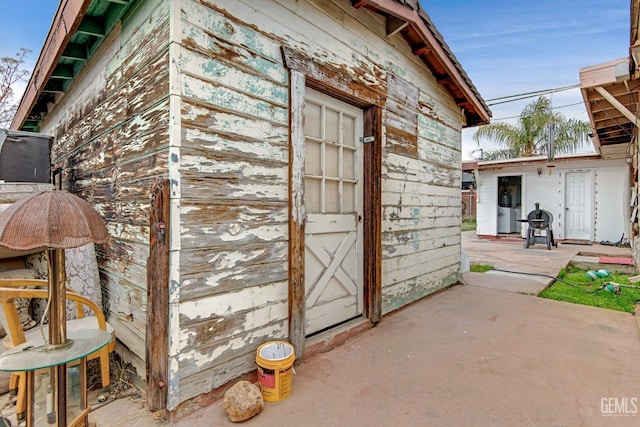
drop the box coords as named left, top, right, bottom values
left=283, top=47, right=383, bottom=359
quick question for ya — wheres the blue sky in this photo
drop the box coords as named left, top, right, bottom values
left=0, top=1, right=58, bottom=68
left=0, top=1, right=631, bottom=158
left=426, top=0, right=629, bottom=159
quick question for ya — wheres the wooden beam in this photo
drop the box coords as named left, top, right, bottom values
left=411, top=43, right=431, bottom=56
left=436, top=75, right=453, bottom=85
left=351, top=0, right=367, bottom=8
left=594, top=86, right=640, bottom=128
left=146, top=179, right=169, bottom=412
left=386, top=16, right=408, bottom=37
left=60, top=42, right=88, bottom=60
left=42, top=80, right=65, bottom=93
left=288, top=70, right=306, bottom=360
left=593, top=114, right=633, bottom=129
left=77, top=15, right=106, bottom=37
left=363, top=105, right=382, bottom=324
left=588, top=82, right=640, bottom=100
left=50, top=64, right=75, bottom=80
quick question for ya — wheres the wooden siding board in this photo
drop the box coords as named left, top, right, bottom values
left=385, top=73, right=419, bottom=157
left=383, top=228, right=459, bottom=257
left=181, top=127, right=288, bottom=164
left=107, top=312, right=147, bottom=362
left=181, top=73, right=288, bottom=124
left=383, top=152, right=458, bottom=187
left=418, top=135, right=461, bottom=166
left=179, top=259, right=288, bottom=302
left=174, top=348, right=258, bottom=404
left=180, top=221, right=288, bottom=250
left=179, top=48, right=288, bottom=106
left=105, top=0, right=170, bottom=85
left=101, top=272, right=147, bottom=333
left=179, top=243, right=287, bottom=277
left=177, top=319, right=287, bottom=381
left=178, top=301, right=288, bottom=352
left=180, top=177, right=288, bottom=203
left=182, top=100, right=288, bottom=145
left=180, top=4, right=287, bottom=84
left=182, top=0, right=285, bottom=62
left=382, top=265, right=458, bottom=314
left=383, top=244, right=460, bottom=282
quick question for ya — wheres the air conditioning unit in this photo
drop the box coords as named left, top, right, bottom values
left=0, top=129, right=52, bottom=183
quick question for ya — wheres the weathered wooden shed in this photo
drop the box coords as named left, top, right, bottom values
left=12, top=0, right=490, bottom=414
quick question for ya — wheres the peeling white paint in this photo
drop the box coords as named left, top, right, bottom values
left=179, top=280, right=288, bottom=319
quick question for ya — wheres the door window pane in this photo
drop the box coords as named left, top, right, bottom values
left=343, top=182, right=355, bottom=213
left=343, top=115, right=356, bottom=147
left=325, top=109, right=339, bottom=143
left=325, top=144, right=339, bottom=178
left=305, top=178, right=321, bottom=213
left=305, top=140, right=321, bottom=176
left=325, top=181, right=339, bottom=213
left=305, top=102, right=322, bottom=138
left=343, top=148, right=355, bottom=180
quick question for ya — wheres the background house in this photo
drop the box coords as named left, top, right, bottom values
left=473, top=155, right=629, bottom=243
left=11, top=0, right=490, bottom=414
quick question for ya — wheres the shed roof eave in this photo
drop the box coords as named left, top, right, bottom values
left=476, top=153, right=605, bottom=170
left=10, top=0, right=91, bottom=130
left=355, top=0, right=491, bottom=125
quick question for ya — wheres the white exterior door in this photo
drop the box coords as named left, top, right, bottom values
left=303, top=88, right=363, bottom=335
left=564, top=171, right=592, bottom=240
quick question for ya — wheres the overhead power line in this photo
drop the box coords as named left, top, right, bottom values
left=492, top=101, right=586, bottom=121
left=486, top=84, right=581, bottom=106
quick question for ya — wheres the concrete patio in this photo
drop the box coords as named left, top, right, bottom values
left=19, top=232, right=640, bottom=425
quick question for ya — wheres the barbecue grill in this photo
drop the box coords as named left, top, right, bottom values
left=523, top=202, right=556, bottom=250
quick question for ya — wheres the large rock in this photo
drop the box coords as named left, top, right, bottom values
left=223, top=381, right=264, bottom=422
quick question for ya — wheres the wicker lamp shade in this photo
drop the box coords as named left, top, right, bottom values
left=0, top=190, right=108, bottom=251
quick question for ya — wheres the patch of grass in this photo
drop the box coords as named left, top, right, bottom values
left=462, top=219, right=476, bottom=232
left=470, top=263, right=494, bottom=273
left=538, top=266, right=640, bottom=313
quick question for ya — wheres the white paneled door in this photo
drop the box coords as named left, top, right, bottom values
left=304, top=88, right=363, bottom=335
left=564, top=171, right=592, bottom=240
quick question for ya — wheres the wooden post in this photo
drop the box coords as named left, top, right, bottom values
left=146, top=179, right=170, bottom=412
left=288, top=70, right=306, bottom=359
left=363, top=106, right=382, bottom=323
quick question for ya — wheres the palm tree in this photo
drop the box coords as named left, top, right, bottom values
left=473, top=96, right=592, bottom=160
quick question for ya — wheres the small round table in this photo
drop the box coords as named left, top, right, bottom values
left=0, top=329, right=111, bottom=426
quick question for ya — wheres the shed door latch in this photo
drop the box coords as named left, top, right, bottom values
left=359, top=136, right=375, bottom=144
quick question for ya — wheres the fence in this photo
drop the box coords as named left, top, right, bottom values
left=462, top=189, right=476, bottom=221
